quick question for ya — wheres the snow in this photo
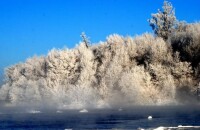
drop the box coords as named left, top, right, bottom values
left=152, top=125, right=200, bottom=130
left=79, top=109, right=88, bottom=113
left=148, top=116, right=153, bottom=120
left=27, top=110, right=41, bottom=114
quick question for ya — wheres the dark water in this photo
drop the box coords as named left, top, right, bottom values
left=0, top=106, right=200, bottom=130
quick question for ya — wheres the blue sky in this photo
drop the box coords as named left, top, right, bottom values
left=0, top=0, right=200, bottom=82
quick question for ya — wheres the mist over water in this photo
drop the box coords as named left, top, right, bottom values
left=0, top=23, right=200, bottom=109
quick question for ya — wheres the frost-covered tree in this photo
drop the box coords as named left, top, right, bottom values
left=149, top=0, right=177, bottom=40
left=81, top=32, right=90, bottom=48
left=1, top=26, right=200, bottom=107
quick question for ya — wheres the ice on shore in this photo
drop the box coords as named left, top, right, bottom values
left=148, top=116, right=153, bottom=120
left=152, top=125, right=200, bottom=130
left=56, top=110, right=63, bottom=113
left=27, top=110, right=41, bottom=114
left=79, top=109, right=88, bottom=113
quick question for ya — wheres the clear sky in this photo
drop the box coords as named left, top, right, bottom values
left=0, top=0, right=200, bottom=82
